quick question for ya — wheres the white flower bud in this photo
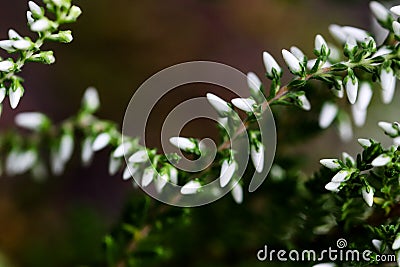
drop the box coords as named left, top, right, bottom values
left=372, top=239, right=382, bottom=251
left=66, top=5, right=82, bottom=21
left=247, top=72, right=262, bottom=96
left=325, top=181, right=341, bottom=192
left=297, top=94, right=311, bottom=111
left=371, top=154, right=391, bottom=167
left=362, top=186, right=374, bottom=207
left=331, top=80, right=344, bottom=98
left=370, top=1, right=390, bottom=22
left=0, top=60, right=14, bottom=72
left=319, top=102, right=338, bottom=129
left=342, top=152, right=355, bottom=166
left=169, top=137, right=196, bottom=151
left=345, top=37, right=357, bottom=52
left=358, top=138, right=372, bottom=148
left=393, top=136, right=400, bottom=146
left=142, top=167, right=155, bottom=187
left=122, top=165, right=138, bottom=180
left=81, top=137, right=94, bottom=166
left=378, top=121, right=398, bottom=136
left=50, top=149, right=64, bottom=176
left=169, top=167, right=178, bottom=184
left=206, top=93, right=231, bottom=117
left=128, top=150, right=148, bottom=163
left=331, top=170, right=352, bottom=182
left=8, top=29, right=22, bottom=40
left=12, top=39, right=32, bottom=50
left=28, top=1, right=43, bottom=16
left=393, top=21, right=400, bottom=37
left=337, top=114, right=353, bottom=142
left=26, top=11, right=34, bottom=24
left=320, top=159, right=341, bottom=170
left=108, top=156, right=121, bottom=176
left=380, top=68, right=396, bottom=104
left=181, top=180, right=201, bottom=195
left=30, top=18, right=51, bottom=32
left=342, top=26, right=369, bottom=42
left=113, top=142, right=132, bottom=158
left=345, top=75, right=358, bottom=104
left=355, top=82, right=373, bottom=110
left=231, top=183, right=243, bottom=204
left=231, top=98, right=256, bottom=113
left=9, top=86, right=23, bottom=109
left=263, top=51, right=281, bottom=77
left=315, top=34, right=328, bottom=54
left=59, top=134, right=74, bottom=162
left=390, top=5, right=400, bottom=16
left=290, top=46, right=306, bottom=62
left=82, top=87, right=100, bottom=112
left=219, top=159, right=236, bottom=187
left=92, top=133, right=111, bottom=151
left=251, top=144, right=264, bottom=173
left=0, top=87, right=5, bottom=103
left=282, top=49, right=303, bottom=74
left=0, top=40, right=15, bottom=52
left=351, top=105, right=367, bottom=127
left=392, top=235, right=400, bottom=250
left=373, top=46, right=391, bottom=58
left=329, top=24, right=347, bottom=43
left=15, top=112, right=48, bottom=131
left=155, top=173, right=168, bottom=193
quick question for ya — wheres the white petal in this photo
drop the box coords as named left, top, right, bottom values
left=378, top=121, right=398, bottom=136
left=108, top=156, right=121, bottom=176
left=351, top=105, right=367, bottom=127
left=92, top=133, right=111, bottom=151
left=345, top=76, right=358, bottom=104
left=231, top=183, right=243, bottom=204
left=30, top=19, right=51, bottom=32
left=113, top=142, right=132, bottom=158
left=8, top=29, right=22, bottom=40
left=0, top=40, right=15, bottom=52
left=181, top=180, right=201, bottom=195
left=206, top=93, right=231, bottom=116
left=219, top=159, right=236, bottom=187
left=373, top=46, right=391, bottom=58
left=372, top=239, right=382, bottom=251
left=15, top=112, right=47, bottom=130
left=320, top=159, right=341, bottom=170
left=342, top=26, right=369, bottom=42
left=128, top=150, right=148, bottom=163
left=28, top=1, right=42, bottom=16
left=298, top=94, right=311, bottom=111
left=9, top=87, right=23, bottom=109
left=290, top=46, right=305, bottom=62
left=26, top=11, right=34, bottom=24
left=142, top=167, right=155, bottom=187
left=0, top=61, right=14, bottom=72
left=358, top=138, right=372, bottom=147
left=329, top=24, right=347, bottom=43
left=380, top=68, right=396, bottom=104
left=371, top=154, right=391, bottom=167
left=392, top=235, right=400, bottom=250
left=332, top=170, right=351, bottom=182
left=325, top=181, right=341, bottom=192
left=169, top=137, right=196, bottom=151
left=337, top=114, right=353, bottom=142
left=247, top=72, right=262, bottom=95
left=251, top=145, right=264, bottom=173
left=81, top=137, right=94, bottom=166
left=122, top=165, right=138, bottom=180
left=282, top=49, right=302, bottom=73
left=59, top=134, right=74, bottom=162
left=319, top=102, right=338, bottom=129
left=355, top=82, right=373, bottom=110
left=390, top=5, right=400, bottom=16
left=370, top=1, right=390, bottom=22
left=82, top=87, right=100, bottom=112
left=231, top=98, right=256, bottom=113
left=154, top=173, right=168, bottom=193
left=315, top=34, right=328, bottom=52
left=362, top=186, right=374, bottom=207
left=342, top=152, right=355, bottom=166
left=393, top=21, right=400, bottom=36
left=263, top=51, right=281, bottom=76
left=12, top=39, right=31, bottom=50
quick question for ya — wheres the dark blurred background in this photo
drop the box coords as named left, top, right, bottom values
left=0, top=0, right=399, bottom=266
